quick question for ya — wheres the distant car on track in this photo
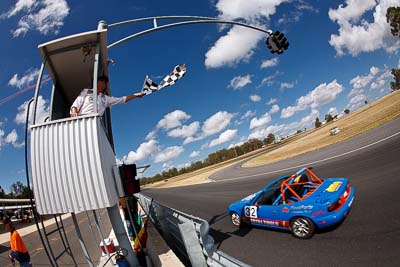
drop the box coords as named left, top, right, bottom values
left=227, top=167, right=354, bottom=239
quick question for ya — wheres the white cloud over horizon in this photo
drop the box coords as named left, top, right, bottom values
left=184, top=111, right=235, bottom=144
left=280, top=80, right=344, bottom=119
left=208, top=129, right=238, bottom=148
left=189, top=150, right=200, bottom=158
left=249, top=112, right=272, bottom=129
left=122, top=139, right=184, bottom=164
left=248, top=109, right=319, bottom=139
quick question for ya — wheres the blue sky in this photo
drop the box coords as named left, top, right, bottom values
left=0, top=0, right=399, bottom=191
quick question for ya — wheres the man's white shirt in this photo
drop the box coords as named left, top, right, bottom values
left=71, top=89, right=127, bottom=116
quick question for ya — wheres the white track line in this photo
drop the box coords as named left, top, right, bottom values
left=214, top=130, right=400, bottom=182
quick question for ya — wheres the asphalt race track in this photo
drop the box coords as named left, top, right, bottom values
left=144, top=118, right=400, bottom=267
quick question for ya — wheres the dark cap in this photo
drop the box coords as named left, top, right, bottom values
left=98, top=75, right=109, bottom=83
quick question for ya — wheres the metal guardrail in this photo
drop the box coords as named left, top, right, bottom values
left=135, top=193, right=251, bottom=267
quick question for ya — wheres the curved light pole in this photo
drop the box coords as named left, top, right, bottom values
left=99, top=16, right=288, bottom=53
left=96, top=15, right=288, bottom=267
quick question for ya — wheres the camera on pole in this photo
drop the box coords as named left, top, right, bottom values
left=266, top=31, right=289, bottom=54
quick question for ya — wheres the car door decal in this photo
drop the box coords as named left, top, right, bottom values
left=244, top=206, right=258, bottom=218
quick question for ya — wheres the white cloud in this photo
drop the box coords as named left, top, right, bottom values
left=177, top=162, right=191, bottom=170
left=228, top=141, right=245, bottom=149
left=5, top=129, right=24, bottom=148
left=228, top=74, right=252, bottom=90
left=269, top=104, right=280, bottom=114
left=162, top=162, right=174, bottom=171
left=260, top=58, right=279, bottom=68
left=348, top=66, right=380, bottom=97
left=248, top=109, right=319, bottom=139
left=154, top=146, right=184, bottom=163
left=206, top=0, right=287, bottom=68
left=168, top=121, right=200, bottom=138
left=145, top=130, right=157, bottom=141
left=8, top=68, right=40, bottom=88
left=205, top=26, right=263, bottom=68
left=123, top=140, right=159, bottom=163
left=280, top=82, right=295, bottom=89
left=236, top=110, right=256, bottom=125
left=208, top=129, right=238, bottom=148
left=241, top=110, right=256, bottom=120
left=266, top=98, right=277, bottom=105
left=189, top=151, right=200, bottom=158
left=329, top=0, right=400, bottom=56
left=216, top=0, right=287, bottom=21
left=15, top=95, right=49, bottom=125
left=202, top=111, right=234, bottom=136
left=347, top=94, right=367, bottom=110
left=184, top=111, right=235, bottom=144
left=370, top=79, right=385, bottom=90
left=1, top=0, right=70, bottom=37
left=250, top=94, right=261, bottom=102
left=249, top=112, right=271, bottom=129
left=280, top=80, right=344, bottom=118
left=259, top=71, right=281, bottom=88
left=156, top=110, right=190, bottom=130
left=123, top=139, right=184, bottom=164
left=327, top=107, right=339, bottom=116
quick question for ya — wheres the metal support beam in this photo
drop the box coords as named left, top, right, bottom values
left=92, top=210, right=114, bottom=264
left=32, top=62, right=46, bottom=124
left=71, top=213, right=94, bottom=267
left=107, top=203, right=139, bottom=266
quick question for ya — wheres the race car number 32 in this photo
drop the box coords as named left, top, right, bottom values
left=244, top=206, right=257, bottom=218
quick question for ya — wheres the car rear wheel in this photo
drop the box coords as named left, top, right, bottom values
left=230, top=212, right=242, bottom=228
left=290, top=217, right=315, bottom=239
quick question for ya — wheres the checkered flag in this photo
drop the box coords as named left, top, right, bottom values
left=159, top=64, right=187, bottom=89
left=141, top=76, right=159, bottom=95
left=140, top=64, right=187, bottom=96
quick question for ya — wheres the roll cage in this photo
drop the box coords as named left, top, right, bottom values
left=254, top=167, right=323, bottom=206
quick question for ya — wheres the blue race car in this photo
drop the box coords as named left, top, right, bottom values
left=227, top=167, right=355, bottom=239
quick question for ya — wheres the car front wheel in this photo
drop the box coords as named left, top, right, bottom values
left=230, top=212, right=242, bottom=228
left=290, top=217, right=315, bottom=239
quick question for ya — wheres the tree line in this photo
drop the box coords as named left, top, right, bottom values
left=387, top=7, right=400, bottom=91
left=0, top=182, right=30, bottom=199
left=140, top=135, right=276, bottom=185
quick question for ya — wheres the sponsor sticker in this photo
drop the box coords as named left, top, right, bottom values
left=290, top=205, right=313, bottom=210
left=325, top=181, right=342, bottom=192
left=249, top=218, right=289, bottom=228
